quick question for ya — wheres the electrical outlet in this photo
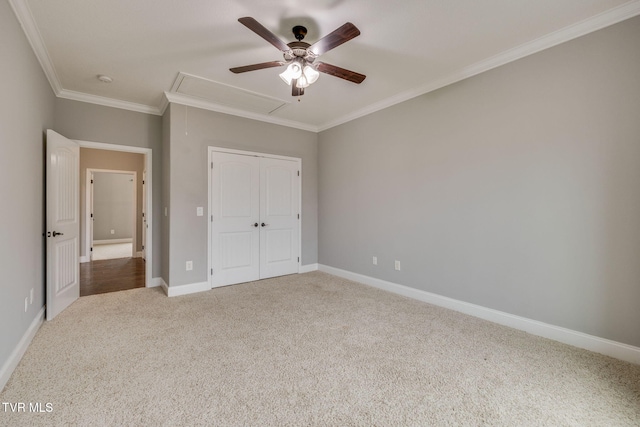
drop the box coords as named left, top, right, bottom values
left=110, top=229, right=115, bottom=235
left=30, top=288, right=34, bottom=304
left=395, top=260, right=401, bottom=271
left=373, top=256, right=377, bottom=265
left=196, top=207, right=203, bottom=216
left=186, top=261, right=193, bottom=271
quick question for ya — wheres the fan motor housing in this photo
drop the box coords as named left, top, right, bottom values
left=284, top=41, right=316, bottom=62
left=292, top=25, right=307, bottom=41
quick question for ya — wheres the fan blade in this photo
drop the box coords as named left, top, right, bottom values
left=292, top=80, right=305, bottom=96
left=238, top=17, right=291, bottom=53
left=309, top=22, right=360, bottom=56
left=230, top=61, right=285, bottom=74
left=316, top=62, right=366, bottom=84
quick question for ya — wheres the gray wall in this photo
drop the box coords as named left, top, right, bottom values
left=54, top=98, right=162, bottom=277
left=93, top=172, right=135, bottom=241
left=166, top=104, right=318, bottom=287
left=0, top=1, right=55, bottom=377
left=80, top=149, right=145, bottom=253
left=318, top=16, right=640, bottom=347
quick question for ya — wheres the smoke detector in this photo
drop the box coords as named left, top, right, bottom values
left=97, top=74, right=113, bottom=83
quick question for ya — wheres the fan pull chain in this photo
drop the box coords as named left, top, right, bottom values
left=185, top=106, right=188, bottom=135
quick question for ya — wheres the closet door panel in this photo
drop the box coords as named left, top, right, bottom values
left=260, top=158, right=300, bottom=279
left=211, top=152, right=260, bottom=286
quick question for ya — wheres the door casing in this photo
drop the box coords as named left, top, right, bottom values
left=77, top=140, right=153, bottom=288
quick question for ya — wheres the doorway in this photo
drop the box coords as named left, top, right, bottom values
left=88, top=170, right=137, bottom=261
left=77, top=142, right=152, bottom=296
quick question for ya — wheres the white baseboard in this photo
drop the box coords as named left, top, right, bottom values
left=299, top=263, right=319, bottom=274
left=318, top=264, right=640, bottom=365
left=165, top=281, right=210, bottom=297
left=93, top=238, right=133, bottom=245
left=160, top=279, right=169, bottom=295
left=0, top=307, right=45, bottom=392
left=148, top=277, right=166, bottom=289
left=164, top=267, right=320, bottom=297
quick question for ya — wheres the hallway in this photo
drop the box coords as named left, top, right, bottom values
left=80, top=258, right=145, bottom=296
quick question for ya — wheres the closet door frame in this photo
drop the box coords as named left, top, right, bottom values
left=208, top=146, right=302, bottom=289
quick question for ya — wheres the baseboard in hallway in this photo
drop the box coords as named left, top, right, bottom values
left=92, top=242, right=133, bottom=260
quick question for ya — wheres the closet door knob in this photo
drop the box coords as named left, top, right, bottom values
left=52, top=231, right=64, bottom=237
left=261, top=223, right=268, bottom=227
left=252, top=223, right=259, bottom=227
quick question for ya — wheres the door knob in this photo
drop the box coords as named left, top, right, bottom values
left=252, top=223, right=259, bottom=227
left=261, top=223, right=268, bottom=227
left=52, top=231, right=64, bottom=237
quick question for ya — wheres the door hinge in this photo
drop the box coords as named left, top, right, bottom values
left=211, top=215, right=213, bottom=222
left=297, top=214, right=300, bottom=219
left=90, top=179, right=94, bottom=184
left=211, top=268, right=213, bottom=275
left=90, top=213, right=93, bottom=218
left=142, top=245, right=145, bottom=250
left=298, top=257, right=300, bottom=262
left=297, top=170, right=300, bottom=176
left=211, top=161, right=214, bottom=169
left=142, top=180, right=145, bottom=184
left=90, top=247, right=93, bottom=252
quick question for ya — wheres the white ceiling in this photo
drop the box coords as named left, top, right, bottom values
left=11, top=0, right=640, bottom=131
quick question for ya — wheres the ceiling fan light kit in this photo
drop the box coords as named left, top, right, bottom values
left=279, top=59, right=303, bottom=85
left=230, top=17, right=366, bottom=96
left=302, top=65, right=319, bottom=85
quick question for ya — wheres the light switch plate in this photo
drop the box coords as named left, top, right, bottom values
left=197, top=207, right=203, bottom=216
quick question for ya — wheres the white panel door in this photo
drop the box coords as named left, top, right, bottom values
left=46, top=130, right=80, bottom=320
left=141, top=170, right=146, bottom=260
left=259, top=158, right=300, bottom=279
left=211, top=152, right=260, bottom=287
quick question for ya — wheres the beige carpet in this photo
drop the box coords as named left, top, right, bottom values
left=2, top=272, right=639, bottom=426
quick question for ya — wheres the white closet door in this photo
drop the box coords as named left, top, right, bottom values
left=211, top=152, right=260, bottom=287
left=259, top=157, right=300, bottom=279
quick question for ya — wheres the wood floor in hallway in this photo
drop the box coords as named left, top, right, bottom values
left=80, top=257, right=145, bottom=296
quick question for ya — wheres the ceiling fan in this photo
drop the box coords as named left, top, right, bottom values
left=230, top=17, right=366, bottom=96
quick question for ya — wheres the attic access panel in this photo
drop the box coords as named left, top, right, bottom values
left=171, top=72, right=289, bottom=115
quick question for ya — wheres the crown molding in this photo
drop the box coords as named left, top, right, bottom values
left=8, top=0, right=62, bottom=95
left=58, top=89, right=162, bottom=116
left=317, top=0, right=640, bottom=131
left=158, top=93, right=170, bottom=116
left=164, top=92, right=319, bottom=133
left=11, top=0, right=640, bottom=132
left=9, top=0, right=162, bottom=117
